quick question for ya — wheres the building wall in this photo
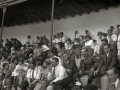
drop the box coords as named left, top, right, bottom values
left=2, top=6, right=120, bottom=44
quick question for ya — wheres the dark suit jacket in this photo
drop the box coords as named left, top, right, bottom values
left=98, top=52, right=117, bottom=71
left=79, top=55, right=99, bottom=72
left=63, top=53, right=78, bottom=74
left=106, top=79, right=120, bottom=90
left=25, top=48, right=33, bottom=59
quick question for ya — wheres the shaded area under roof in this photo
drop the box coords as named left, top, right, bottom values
left=0, top=0, right=120, bottom=27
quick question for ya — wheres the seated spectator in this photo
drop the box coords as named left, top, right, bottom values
left=0, top=55, right=9, bottom=69
left=73, top=48, right=99, bottom=85
left=2, top=63, right=12, bottom=90
left=25, top=43, right=33, bottom=59
left=12, top=60, right=24, bottom=89
left=63, top=52, right=78, bottom=83
left=33, top=43, right=43, bottom=58
left=65, top=38, right=73, bottom=50
left=41, top=35, right=49, bottom=46
left=73, top=38, right=82, bottom=58
left=52, top=34, right=59, bottom=44
left=55, top=42, right=65, bottom=57
left=107, top=29, right=117, bottom=44
left=47, top=57, right=68, bottom=90
left=35, top=36, right=41, bottom=44
left=99, top=38, right=117, bottom=55
left=85, top=35, right=94, bottom=49
left=106, top=68, right=120, bottom=90
left=94, top=44, right=118, bottom=88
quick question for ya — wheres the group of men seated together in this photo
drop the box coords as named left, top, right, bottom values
left=0, top=25, right=120, bottom=90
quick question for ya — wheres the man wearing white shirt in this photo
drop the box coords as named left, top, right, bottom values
left=47, top=57, right=68, bottom=90
left=107, top=29, right=117, bottom=44
left=19, top=61, right=42, bottom=90
left=106, top=68, right=120, bottom=90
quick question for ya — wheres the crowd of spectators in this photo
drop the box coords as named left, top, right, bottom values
left=0, top=24, right=120, bottom=90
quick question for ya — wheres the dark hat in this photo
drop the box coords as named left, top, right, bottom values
left=27, top=35, right=31, bottom=37
left=51, top=47, right=58, bottom=56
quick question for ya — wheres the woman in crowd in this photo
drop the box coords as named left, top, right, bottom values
left=65, top=38, right=73, bottom=50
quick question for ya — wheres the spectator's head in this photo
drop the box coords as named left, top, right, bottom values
left=53, top=34, right=57, bottom=39
left=26, top=43, right=31, bottom=49
left=36, top=36, right=39, bottom=39
left=42, top=58, right=51, bottom=68
left=3, top=63, right=9, bottom=70
left=11, top=47, right=15, bottom=51
left=27, top=35, right=31, bottom=39
left=103, top=44, right=110, bottom=54
left=6, top=38, right=9, bottom=41
left=85, top=30, right=89, bottom=34
left=107, top=29, right=113, bottom=36
left=74, top=38, right=80, bottom=45
left=12, top=57, right=19, bottom=64
left=51, top=57, right=59, bottom=67
left=11, top=51, right=16, bottom=56
left=115, top=30, right=119, bottom=35
left=49, top=47, right=58, bottom=57
left=107, top=68, right=119, bottom=83
left=34, top=57, right=41, bottom=66
left=97, top=31, right=102, bottom=38
left=18, top=60, right=23, bottom=65
left=20, top=47, right=25, bottom=51
left=84, top=84, right=98, bottom=90
left=55, top=42, right=65, bottom=51
left=101, top=38, right=108, bottom=45
left=57, top=33, right=60, bottom=39
left=110, top=26, right=114, bottom=31
left=85, top=35, right=91, bottom=41
left=29, top=62, right=35, bottom=70
left=66, top=38, right=72, bottom=44
left=35, top=43, right=40, bottom=48
left=79, top=35, right=84, bottom=41
left=60, top=32, right=64, bottom=38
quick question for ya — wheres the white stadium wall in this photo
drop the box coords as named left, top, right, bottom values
left=2, top=6, right=120, bottom=44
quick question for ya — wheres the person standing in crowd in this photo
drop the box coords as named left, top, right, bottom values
left=5, top=38, right=11, bottom=49
left=106, top=68, right=120, bottom=90
left=107, top=29, right=117, bottom=44
left=47, top=57, right=68, bottom=90
left=26, top=35, right=34, bottom=46
left=59, top=32, right=66, bottom=43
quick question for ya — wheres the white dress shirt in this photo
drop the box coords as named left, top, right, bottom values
left=114, top=79, right=119, bottom=88
left=64, top=43, right=73, bottom=50
left=47, top=65, right=68, bottom=82
left=107, top=34, right=117, bottom=43
left=26, top=66, right=42, bottom=80
left=85, top=40, right=94, bottom=49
